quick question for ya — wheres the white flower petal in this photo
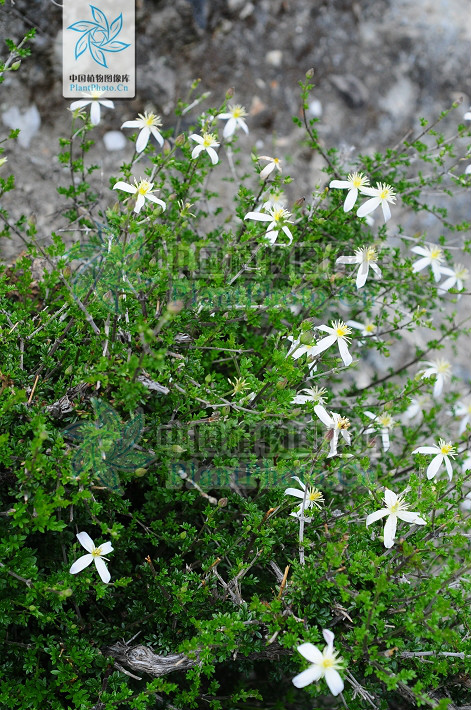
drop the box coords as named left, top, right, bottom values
left=343, top=187, right=358, bottom=212
left=292, top=665, right=323, bottom=688
left=338, top=338, right=352, bottom=366
left=297, top=642, right=323, bottom=663
left=366, top=508, right=389, bottom=526
left=94, top=556, right=111, bottom=584
left=383, top=514, right=397, bottom=548
left=426, top=454, right=443, bottom=480
left=357, top=197, right=381, bottom=218
left=70, top=553, right=93, bottom=575
left=77, top=531, right=95, bottom=552
left=136, top=126, right=150, bottom=152
left=90, top=102, right=101, bottom=125
left=324, top=668, right=344, bottom=696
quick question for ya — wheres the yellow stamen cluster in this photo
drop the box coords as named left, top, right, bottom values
left=307, top=487, right=325, bottom=507
left=140, top=111, right=162, bottom=128
left=337, top=416, right=351, bottom=430
left=429, top=247, right=443, bottom=261
left=377, top=183, right=396, bottom=201
left=228, top=377, right=250, bottom=395
left=435, top=359, right=451, bottom=375
left=378, top=413, right=395, bottom=428
left=229, top=104, right=248, bottom=118
left=137, top=180, right=152, bottom=195
left=91, top=547, right=103, bottom=557
left=364, top=323, right=376, bottom=333
left=438, top=439, right=456, bottom=457
left=332, top=320, right=352, bottom=339
left=202, top=132, right=218, bottom=147
left=348, top=171, right=369, bottom=189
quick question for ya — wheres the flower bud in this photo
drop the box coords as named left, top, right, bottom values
left=300, top=331, right=314, bottom=345
left=11, top=60, right=21, bottom=71
left=218, top=497, right=228, bottom=508
left=306, top=68, right=314, bottom=78
left=175, top=133, right=185, bottom=146
left=226, top=87, right=234, bottom=99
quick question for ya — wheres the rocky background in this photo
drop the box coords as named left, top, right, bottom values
left=1, top=0, right=470, bottom=261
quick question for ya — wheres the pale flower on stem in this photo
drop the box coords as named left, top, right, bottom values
left=452, top=400, right=471, bottom=435
left=410, top=245, right=444, bottom=282
left=329, top=171, right=370, bottom=212
left=285, top=335, right=317, bottom=373
left=314, top=404, right=351, bottom=458
left=244, top=206, right=294, bottom=245
left=69, top=90, right=114, bottom=126
left=258, top=155, right=282, bottom=180
left=261, top=189, right=287, bottom=211
left=292, top=386, right=328, bottom=405
left=69, top=531, right=113, bottom=584
left=401, top=394, right=431, bottom=425
left=284, top=475, right=324, bottom=520
left=418, top=358, right=451, bottom=398
left=292, top=629, right=344, bottom=696
left=346, top=319, right=377, bottom=339
left=121, top=112, right=164, bottom=152
left=311, top=320, right=353, bottom=367
left=217, top=104, right=249, bottom=138
left=190, top=132, right=220, bottom=164
left=113, top=178, right=167, bottom=214
left=336, top=245, right=382, bottom=289
left=412, top=438, right=456, bottom=480
left=438, top=263, right=469, bottom=296
left=366, top=488, right=426, bottom=549
left=364, top=411, right=395, bottom=452
left=357, top=182, right=396, bottom=223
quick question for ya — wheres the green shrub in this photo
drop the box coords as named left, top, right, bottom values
left=1, top=65, right=471, bottom=709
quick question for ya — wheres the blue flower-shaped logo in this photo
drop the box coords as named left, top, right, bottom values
left=67, top=5, right=130, bottom=68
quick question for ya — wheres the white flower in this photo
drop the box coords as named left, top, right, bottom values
left=69, top=90, right=114, bottom=126
left=418, top=358, right=451, bottom=398
left=292, top=386, right=328, bottom=405
left=336, top=245, right=382, bottom=289
left=438, top=263, right=469, bottom=295
left=190, top=132, right=220, bottom=164
left=346, top=319, right=377, bottom=338
left=69, top=531, right=113, bottom=584
left=401, top=394, right=431, bottom=424
left=314, top=404, right=351, bottom=458
left=217, top=104, right=249, bottom=138
left=244, top=206, right=293, bottom=245
left=292, top=629, right=344, bottom=696
left=366, top=488, right=426, bottom=549
left=258, top=155, right=282, bottom=180
left=312, top=320, right=353, bottom=367
left=329, top=171, right=370, bottom=212
left=285, top=335, right=317, bottom=373
left=121, top=112, right=164, bottom=152
left=284, top=475, right=324, bottom=519
left=453, top=400, right=471, bottom=435
left=412, top=438, right=456, bottom=480
left=464, top=108, right=471, bottom=121
left=357, top=182, right=396, bottom=223
left=261, top=189, right=287, bottom=211
left=364, top=411, right=395, bottom=452
left=410, top=245, right=444, bottom=282
left=113, top=178, right=167, bottom=214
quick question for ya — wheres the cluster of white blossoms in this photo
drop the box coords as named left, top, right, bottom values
left=329, top=172, right=396, bottom=223
left=411, top=244, right=469, bottom=295
left=65, top=89, right=471, bottom=702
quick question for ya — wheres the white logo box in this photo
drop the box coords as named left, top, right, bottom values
left=63, top=0, right=135, bottom=99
